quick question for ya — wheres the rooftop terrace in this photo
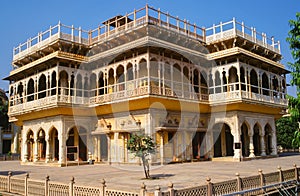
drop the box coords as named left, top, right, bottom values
left=12, top=5, right=281, bottom=64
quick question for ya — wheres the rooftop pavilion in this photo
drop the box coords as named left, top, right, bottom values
left=12, top=5, right=281, bottom=67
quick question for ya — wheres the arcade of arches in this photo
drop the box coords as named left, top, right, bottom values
left=20, top=111, right=277, bottom=165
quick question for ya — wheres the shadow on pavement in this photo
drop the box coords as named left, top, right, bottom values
left=0, top=171, right=27, bottom=176
left=278, top=152, right=300, bottom=157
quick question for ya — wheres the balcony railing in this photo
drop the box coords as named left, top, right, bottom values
left=209, top=90, right=287, bottom=106
left=12, top=5, right=206, bottom=63
left=205, top=18, right=281, bottom=54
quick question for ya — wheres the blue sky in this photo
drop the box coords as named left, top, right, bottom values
left=0, top=0, right=298, bottom=96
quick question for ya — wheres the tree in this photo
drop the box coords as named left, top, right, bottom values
left=127, top=131, right=155, bottom=179
left=276, top=117, right=298, bottom=149
left=286, top=12, right=300, bottom=146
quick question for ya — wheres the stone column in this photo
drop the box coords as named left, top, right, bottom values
left=107, top=134, right=111, bottom=164
left=249, top=134, right=255, bottom=158
left=160, top=131, right=164, bottom=165
left=260, top=134, right=266, bottom=156
left=33, top=139, right=39, bottom=162
left=271, top=132, right=277, bottom=155
left=58, top=135, right=66, bottom=165
left=45, top=138, right=51, bottom=163
left=23, top=140, right=28, bottom=162
left=233, top=131, right=242, bottom=161
left=12, top=126, right=19, bottom=154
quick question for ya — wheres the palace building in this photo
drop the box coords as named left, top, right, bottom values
left=5, top=5, right=288, bottom=166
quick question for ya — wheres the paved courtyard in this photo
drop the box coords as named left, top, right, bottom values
left=0, top=153, right=300, bottom=192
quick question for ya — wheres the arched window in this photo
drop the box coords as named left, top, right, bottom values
left=76, top=74, right=82, bottom=97
left=17, top=82, right=24, bottom=103
left=116, top=65, right=125, bottom=91
left=90, top=73, right=97, bottom=96
left=98, top=72, right=105, bottom=95
left=108, top=68, right=114, bottom=93
left=250, top=69, right=258, bottom=93
left=262, top=73, right=269, bottom=96
left=222, top=71, right=227, bottom=92
left=51, top=71, right=57, bottom=96
left=272, top=76, right=279, bottom=97
left=27, top=79, right=35, bottom=102
left=240, top=67, right=246, bottom=91
left=139, top=59, right=147, bottom=80
left=228, top=67, right=238, bottom=91
left=59, top=71, right=68, bottom=95
left=193, top=69, right=199, bottom=93
left=215, top=71, right=221, bottom=93
left=38, top=74, right=47, bottom=99
left=150, top=58, right=158, bottom=78
left=200, top=71, right=208, bottom=95
left=127, top=63, right=134, bottom=81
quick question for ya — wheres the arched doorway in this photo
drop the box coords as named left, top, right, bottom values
left=192, top=132, right=206, bottom=159
left=66, top=127, right=87, bottom=161
left=100, top=134, right=108, bottom=161
left=37, top=129, right=46, bottom=160
left=213, top=123, right=233, bottom=157
left=241, top=122, right=250, bottom=157
left=49, top=127, right=59, bottom=161
left=26, top=130, right=34, bottom=162
left=253, top=123, right=261, bottom=156
left=265, top=124, right=273, bottom=155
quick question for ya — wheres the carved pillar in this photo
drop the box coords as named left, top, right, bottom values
left=260, top=134, right=266, bottom=156
left=45, top=138, right=51, bottom=163
left=107, top=134, right=111, bottom=164
left=160, top=131, right=164, bottom=165
left=249, top=134, right=255, bottom=158
left=58, top=134, right=66, bottom=165
left=33, top=138, right=39, bottom=162
left=233, top=126, right=242, bottom=161
left=23, top=140, right=29, bottom=162
left=271, top=132, right=277, bottom=155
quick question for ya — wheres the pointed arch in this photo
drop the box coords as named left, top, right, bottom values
left=98, top=71, right=105, bottom=95
left=253, top=123, right=261, bottom=156
left=49, top=127, right=59, bottom=161
left=212, top=123, right=233, bottom=157
left=90, top=73, right=97, bottom=97
left=59, top=70, right=68, bottom=95
left=264, top=123, right=273, bottom=155
left=66, top=126, right=87, bottom=161
left=215, top=71, right=221, bottom=93
left=262, top=73, right=269, bottom=96
left=27, top=78, right=35, bottom=102
left=240, top=67, right=246, bottom=91
left=76, top=73, right=83, bottom=97
left=250, top=69, right=258, bottom=93
left=228, top=67, right=238, bottom=91
left=37, top=128, right=46, bottom=160
left=51, top=71, right=57, bottom=96
left=127, top=63, right=134, bottom=81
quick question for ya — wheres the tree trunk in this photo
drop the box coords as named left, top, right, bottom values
left=142, top=155, right=150, bottom=179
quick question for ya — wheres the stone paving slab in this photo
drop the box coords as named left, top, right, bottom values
left=0, top=153, right=300, bottom=192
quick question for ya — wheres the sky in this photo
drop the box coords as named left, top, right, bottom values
left=0, top=0, right=298, bottom=96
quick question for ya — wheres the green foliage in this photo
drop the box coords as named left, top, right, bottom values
left=276, top=117, right=299, bottom=149
left=287, top=12, right=300, bottom=91
left=286, top=12, right=300, bottom=147
left=127, top=131, right=155, bottom=178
